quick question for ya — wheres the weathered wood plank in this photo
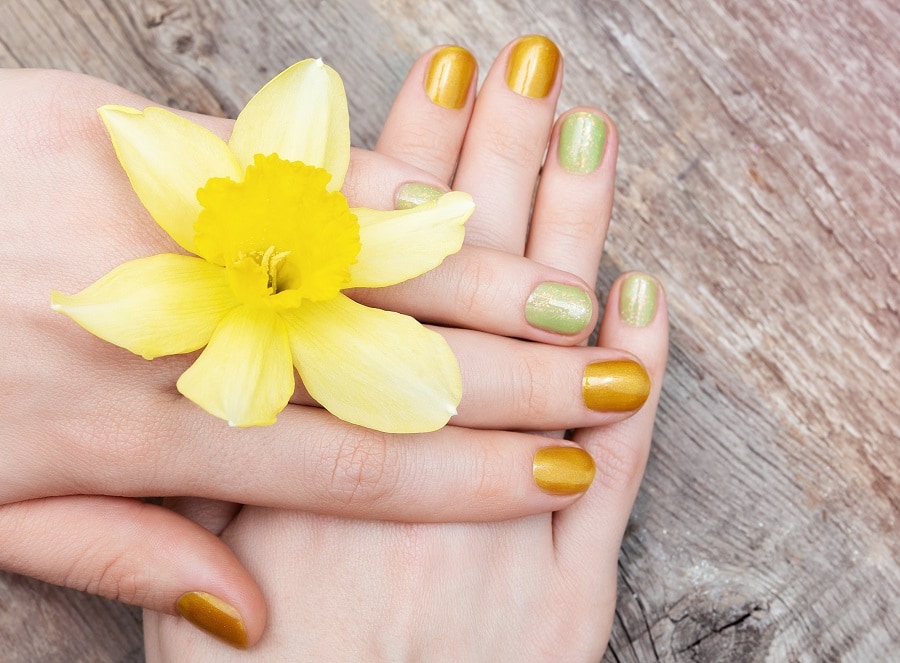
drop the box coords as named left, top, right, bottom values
left=0, top=0, right=896, bottom=659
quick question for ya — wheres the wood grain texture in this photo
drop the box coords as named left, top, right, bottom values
left=1, top=0, right=896, bottom=660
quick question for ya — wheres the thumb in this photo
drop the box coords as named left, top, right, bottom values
left=0, top=495, right=263, bottom=649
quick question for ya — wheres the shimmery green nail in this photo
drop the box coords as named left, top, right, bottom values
left=619, top=273, right=658, bottom=327
left=558, top=111, right=607, bottom=174
left=395, top=182, right=445, bottom=210
left=525, top=282, right=593, bottom=334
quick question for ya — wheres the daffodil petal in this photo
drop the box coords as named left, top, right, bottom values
left=177, top=306, right=294, bottom=427
left=283, top=295, right=461, bottom=433
left=347, top=191, right=473, bottom=288
left=229, top=59, right=350, bottom=190
left=51, top=254, right=237, bottom=359
left=99, top=105, right=242, bottom=255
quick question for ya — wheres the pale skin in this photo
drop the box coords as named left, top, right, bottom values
left=0, top=39, right=664, bottom=652
left=144, top=38, right=669, bottom=660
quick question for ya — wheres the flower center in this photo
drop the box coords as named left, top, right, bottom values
left=194, top=154, right=360, bottom=308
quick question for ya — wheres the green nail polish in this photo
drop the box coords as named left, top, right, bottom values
left=558, top=111, right=607, bottom=174
left=619, top=273, right=658, bottom=327
left=396, top=182, right=445, bottom=210
left=525, top=282, right=593, bottom=335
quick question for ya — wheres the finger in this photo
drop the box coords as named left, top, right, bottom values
left=349, top=244, right=599, bottom=345
left=341, top=147, right=447, bottom=210
left=526, top=108, right=619, bottom=284
left=283, top=326, right=649, bottom=431
left=163, top=497, right=241, bottom=536
left=0, top=496, right=264, bottom=650
left=376, top=45, right=477, bottom=183
left=552, top=272, right=669, bottom=575
left=452, top=35, right=563, bottom=254
left=11, top=405, right=598, bottom=523
left=447, top=328, right=649, bottom=430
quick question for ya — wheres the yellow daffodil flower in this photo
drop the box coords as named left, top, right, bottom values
left=51, top=59, right=474, bottom=432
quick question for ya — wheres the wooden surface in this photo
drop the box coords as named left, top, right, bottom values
left=1, top=0, right=897, bottom=660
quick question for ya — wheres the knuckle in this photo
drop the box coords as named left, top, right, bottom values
left=470, top=435, right=515, bottom=504
left=550, top=213, right=604, bottom=249
left=463, top=222, right=517, bottom=252
left=392, top=127, right=447, bottom=163
left=482, top=111, right=545, bottom=169
left=589, top=430, right=650, bottom=494
left=66, top=530, right=147, bottom=605
left=88, top=552, right=144, bottom=605
left=325, top=428, right=398, bottom=508
left=452, top=253, right=500, bottom=319
left=515, top=350, right=553, bottom=417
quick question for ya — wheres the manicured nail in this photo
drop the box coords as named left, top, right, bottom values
left=525, top=282, right=593, bottom=335
left=506, top=35, right=560, bottom=98
left=533, top=447, right=596, bottom=494
left=558, top=111, right=607, bottom=174
left=177, top=591, right=248, bottom=649
left=396, top=182, right=445, bottom=210
left=583, top=361, right=650, bottom=412
left=425, top=45, right=476, bottom=109
left=619, top=273, right=659, bottom=327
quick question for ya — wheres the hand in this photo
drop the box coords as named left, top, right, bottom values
left=0, top=60, right=649, bottom=641
left=144, top=36, right=668, bottom=657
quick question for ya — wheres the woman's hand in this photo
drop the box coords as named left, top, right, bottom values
left=144, top=36, right=668, bottom=656
left=0, top=59, right=647, bottom=641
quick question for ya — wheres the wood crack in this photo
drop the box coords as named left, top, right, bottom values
left=672, top=604, right=768, bottom=654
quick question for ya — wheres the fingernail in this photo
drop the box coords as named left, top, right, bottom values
left=525, top=282, right=593, bottom=335
left=177, top=591, right=248, bottom=649
left=396, top=182, right=445, bottom=210
left=558, top=111, right=607, bottom=174
left=425, top=45, right=476, bottom=109
left=619, top=273, right=659, bottom=327
left=506, top=35, right=560, bottom=98
left=583, top=361, right=650, bottom=412
left=533, top=447, right=596, bottom=494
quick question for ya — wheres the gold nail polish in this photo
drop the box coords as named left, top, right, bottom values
left=533, top=447, right=596, bottom=494
left=506, top=35, right=560, bottom=98
left=582, top=361, right=650, bottom=412
left=425, top=46, right=476, bottom=109
left=177, top=591, right=248, bottom=649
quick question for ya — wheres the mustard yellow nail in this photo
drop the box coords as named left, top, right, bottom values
left=425, top=46, right=476, bottom=109
left=533, top=447, right=596, bottom=494
left=582, top=361, right=650, bottom=412
left=506, top=35, right=560, bottom=98
left=176, top=591, right=248, bottom=649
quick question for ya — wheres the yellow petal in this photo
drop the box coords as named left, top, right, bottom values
left=229, top=59, right=350, bottom=191
left=51, top=254, right=237, bottom=359
left=283, top=295, right=461, bottom=433
left=347, top=191, right=473, bottom=288
left=99, top=105, right=243, bottom=255
left=177, top=307, right=294, bottom=427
